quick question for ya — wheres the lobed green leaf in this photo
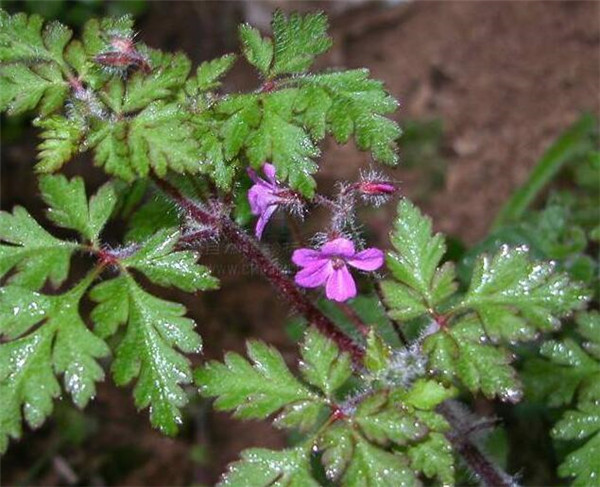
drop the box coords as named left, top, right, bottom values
left=270, top=10, right=331, bottom=77
left=220, top=447, right=318, bottom=487
left=196, top=339, right=318, bottom=421
left=0, top=206, right=76, bottom=290
left=90, top=274, right=203, bottom=435
left=39, top=174, right=116, bottom=243
left=299, top=327, right=352, bottom=398
left=34, top=116, right=85, bottom=172
left=122, top=228, right=219, bottom=292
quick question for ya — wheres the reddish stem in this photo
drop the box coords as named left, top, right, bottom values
left=155, top=177, right=516, bottom=486
left=438, top=402, right=516, bottom=487
left=337, top=302, right=369, bottom=337
left=155, top=178, right=365, bottom=364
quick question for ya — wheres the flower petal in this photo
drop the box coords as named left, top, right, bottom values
left=292, top=248, right=324, bottom=267
left=248, top=184, right=276, bottom=215
left=262, top=163, right=277, bottom=183
left=347, top=248, right=385, bottom=271
left=295, top=261, right=332, bottom=288
left=325, top=265, right=356, bottom=302
left=255, top=204, right=277, bottom=239
left=321, top=237, right=355, bottom=258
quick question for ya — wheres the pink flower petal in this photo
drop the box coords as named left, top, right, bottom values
left=325, top=265, right=356, bottom=302
left=248, top=184, right=277, bottom=215
left=347, top=248, right=385, bottom=271
left=255, top=204, right=277, bottom=239
left=263, top=163, right=277, bottom=183
left=292, top=248, right=325, bottom=267
left=295, top=261, right=332, bottom=288
left=321, top=237, right=355, bottom=258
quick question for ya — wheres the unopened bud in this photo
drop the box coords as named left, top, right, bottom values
left=94, top=35, right=151, bottom=74
left=357, top=181, right=397, bottom=195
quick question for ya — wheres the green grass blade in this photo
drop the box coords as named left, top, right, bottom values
left=493, top=113, right=597, bottom=229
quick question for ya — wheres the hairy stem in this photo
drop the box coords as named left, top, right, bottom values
left=155, top=178, right=365, bottom=363
left=156, top=177, right=516, bottom=486
left=438, top=402, right=517, bottom=487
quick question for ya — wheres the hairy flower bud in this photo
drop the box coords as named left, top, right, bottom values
left=355, top=169, right=398, bottom=207
left=94, top=35, right=151, bottom=74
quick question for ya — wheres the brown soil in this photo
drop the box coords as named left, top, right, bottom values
left=1, top=1, right=599, bottom=486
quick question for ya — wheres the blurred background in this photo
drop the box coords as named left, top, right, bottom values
left=1, top=1, right=598, bottom=485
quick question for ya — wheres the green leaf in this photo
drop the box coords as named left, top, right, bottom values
left=0, top=325, right=58, bottom=454
left=245, top=90, right=319, bottom=196
left=364, top=328, right=391, bottom=374
left=238, top=25, right=272, bottom=77
left=124, top=193, right=181, bottom=243
left=273, top=399, right=324, bottom=433
left=220, top=447, right=318, bottom=487
left=554, top=401, right=600, bottom=441
left=553, top=402, right=600, bottom=486
left=0, top=63, right=68, bottom=116
left=87, top=102, right=200, bottom=180
left=423, top=317, right=522, bottom=401
left=0, top=12, right=73, bottom=116
left=407, top=432, right=455, bottom=485
left=399, top=378, right=457, bottom=410
left=122, top=51, right=191, bottom=112
left=576, top=311, right=600, bottom=360
left=462, top=245, right=589, bottom=342
left=524, top=311, right=600, bottom=486
left=196, top=340, right=318, bottom=421
left=192, top=53, right=236, bottom=92
left=90, top=275, right=202, bottom=435
left=319, top=424, right=354, bottom=481
left=523, top=312, right=600, bottom=416
left=299, top=328, right=352, bottom=397
left=295, top=70, right=401, bottom=163
left=0, top=206, right=76, bottom=289
left=122, top=228, right=219, bottom=292
left=320, top=424, right=419, bottom=485
left=379, top=281, right=427, bottom=321
left=0, top=12, right=71, bottom=64
left=128, top=101, right=199, bottom=177
left=89, top=277, right=129, bottom=339
left=85, top=118, right=130, bottom=178
left=0, top=286, right=52, bottom=339
left=525, top=338, right=599, bottom=407
left=217, top=93, right=261, bottom=159
left=0, top=276, right=109, bottom=453
left=354, top=391, right=427, bottom=446
left=39, top=175, right=116, bottom=243
left=50, top=299, right=110, bottom=409
left=34, top=115, right=85, bottom=172
left=197, top=131, right=236, bottom=190
left=270, top=10, right=331, bottom=77
left=342, top=434, right=417, bottom=487
left=382, top=199, right=457, bottom=316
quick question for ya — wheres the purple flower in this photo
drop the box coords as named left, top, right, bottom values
left=292, top=237, right=384, bottom=302
left=247, top=163, right=298, bottom=239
